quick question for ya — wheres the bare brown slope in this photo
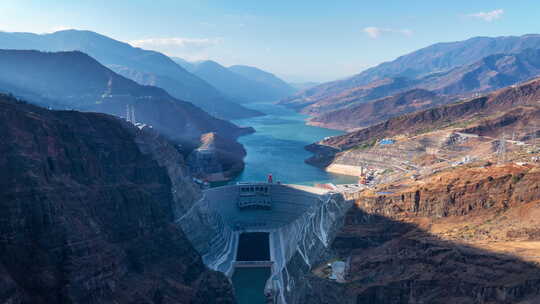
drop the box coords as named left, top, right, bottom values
left=0, top=95, right=234, bottom=304
left=314, top=77, right=540, bottom=151
left=300, top=164, right=540, bottom=303
left=309, top=89, right=449, bottom=131
left=282, top=35, right=540, bottom=116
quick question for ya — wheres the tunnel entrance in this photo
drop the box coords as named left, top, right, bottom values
left=236, top=232, right=270, bottom=261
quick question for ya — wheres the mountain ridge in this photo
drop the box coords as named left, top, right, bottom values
left=0, top=49, right=252, bottom=146
left=282, top=34, right=540, bottom=126
left=0, top=29, right=261, bottom=119
left=174, top=58, right=296, bottom=102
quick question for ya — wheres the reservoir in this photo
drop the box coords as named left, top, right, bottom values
left=232, top=102, right=357, bottom=185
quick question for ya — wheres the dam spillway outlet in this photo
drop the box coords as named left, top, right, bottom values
left=178, top=183, right=352, bottom=303
left=237, top=232, right=270, bottom=261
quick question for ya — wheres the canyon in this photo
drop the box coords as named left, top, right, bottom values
left=0, top=95, right=234, bottom=303
left=2, top=81, right=540, bottom=303
left=1, top=26, right=540, bottom=304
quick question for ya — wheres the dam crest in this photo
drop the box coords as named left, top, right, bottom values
left=177, top=182, right=352, bottom=303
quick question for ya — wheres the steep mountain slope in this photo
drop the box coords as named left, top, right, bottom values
left=420, top=48, right=540, bottom=94
left=311, top=77, right=540, bottom=153
left=0, top=50, right=251, bottom=145
left=309, top=89, right=449, bottom=130
left=0, top=95, right=235, bottom=303
left=300, top=48, right=540, bottom=130
left=301, top=164, right=540, bottom=303
left=0, top=29, right=260, bottom=119
left=282, top=34, right=540, bottom=119
left=282, top=77, right=418, bottom=115
left=174, top=58, right=296, bottom=102
left=295, top=80, right=540, bottom=303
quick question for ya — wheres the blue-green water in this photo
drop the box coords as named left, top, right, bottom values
left=232, top=268, right=271, bottom=304
left=231, top=102, right=357, bottom=185
left=228, top=102, right=356, bottom=303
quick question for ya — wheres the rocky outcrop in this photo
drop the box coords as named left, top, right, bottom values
left=292, top=165, right=540, bottom=303
left=187, top=132, right=247, bottom=182
left=0, top=96, right=234, bottom=303
left=357, top=164, right=540, bottom=220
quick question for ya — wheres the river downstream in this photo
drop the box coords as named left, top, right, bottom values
left=232, top=102, right=357, bottom=185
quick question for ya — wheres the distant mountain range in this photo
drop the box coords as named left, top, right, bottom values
left=309, top=48, right=540, bottom=130
left=282, top=34, right=540, bottom=130
left=289, top=82, right=320, bottom=91
left=174, top=58, right=296, bottom=103
left=0, top=49, right=251, bottom=146
left=0, top=29, right=261, bottom=119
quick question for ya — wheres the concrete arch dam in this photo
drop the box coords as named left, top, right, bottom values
left=177, top=183, right=351, bottom=304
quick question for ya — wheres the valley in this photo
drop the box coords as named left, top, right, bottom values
left=1, top=7, right=540, bottom=304
left=230, top=102, right=358, bottom=185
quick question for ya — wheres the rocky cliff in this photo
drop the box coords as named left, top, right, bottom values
left=0, top=95, right=234, bottom=303
left=187, top=132, right=247, bottom=182
left=293, top=164, right=540, bottom=303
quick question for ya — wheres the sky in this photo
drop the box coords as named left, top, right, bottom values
left=1, top=1, right=539, bottom=82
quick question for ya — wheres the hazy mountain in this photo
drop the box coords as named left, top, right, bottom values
left=0, top=49, right=251, bottom=145
left=281, top=77, right=418, bottom=115
left=289, top=82, right=320, bottom=91
left=0, top=29, right=261, bottom=119
left=228, top=65, right=296, bottom=98
left=283, top=34, right=540, bottom=115
left=173, top=58, right=296, bottom=102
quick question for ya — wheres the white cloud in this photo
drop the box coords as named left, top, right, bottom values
left=48, top=25, right=73, bottom=32
left=129, top=37, right=223, bottom=60
left=363, top=26, right=413, bottom=39
left=468, top=9, right=504, bottom=22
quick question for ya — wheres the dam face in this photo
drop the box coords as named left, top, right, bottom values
left=178, top=182, right=351, bottom=304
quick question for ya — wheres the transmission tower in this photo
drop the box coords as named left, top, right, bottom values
left=497, top=133, right=507, bottom=164
left=126, top=104, right=131, bottom=123
left=125, top=104, right=136, bottom=124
